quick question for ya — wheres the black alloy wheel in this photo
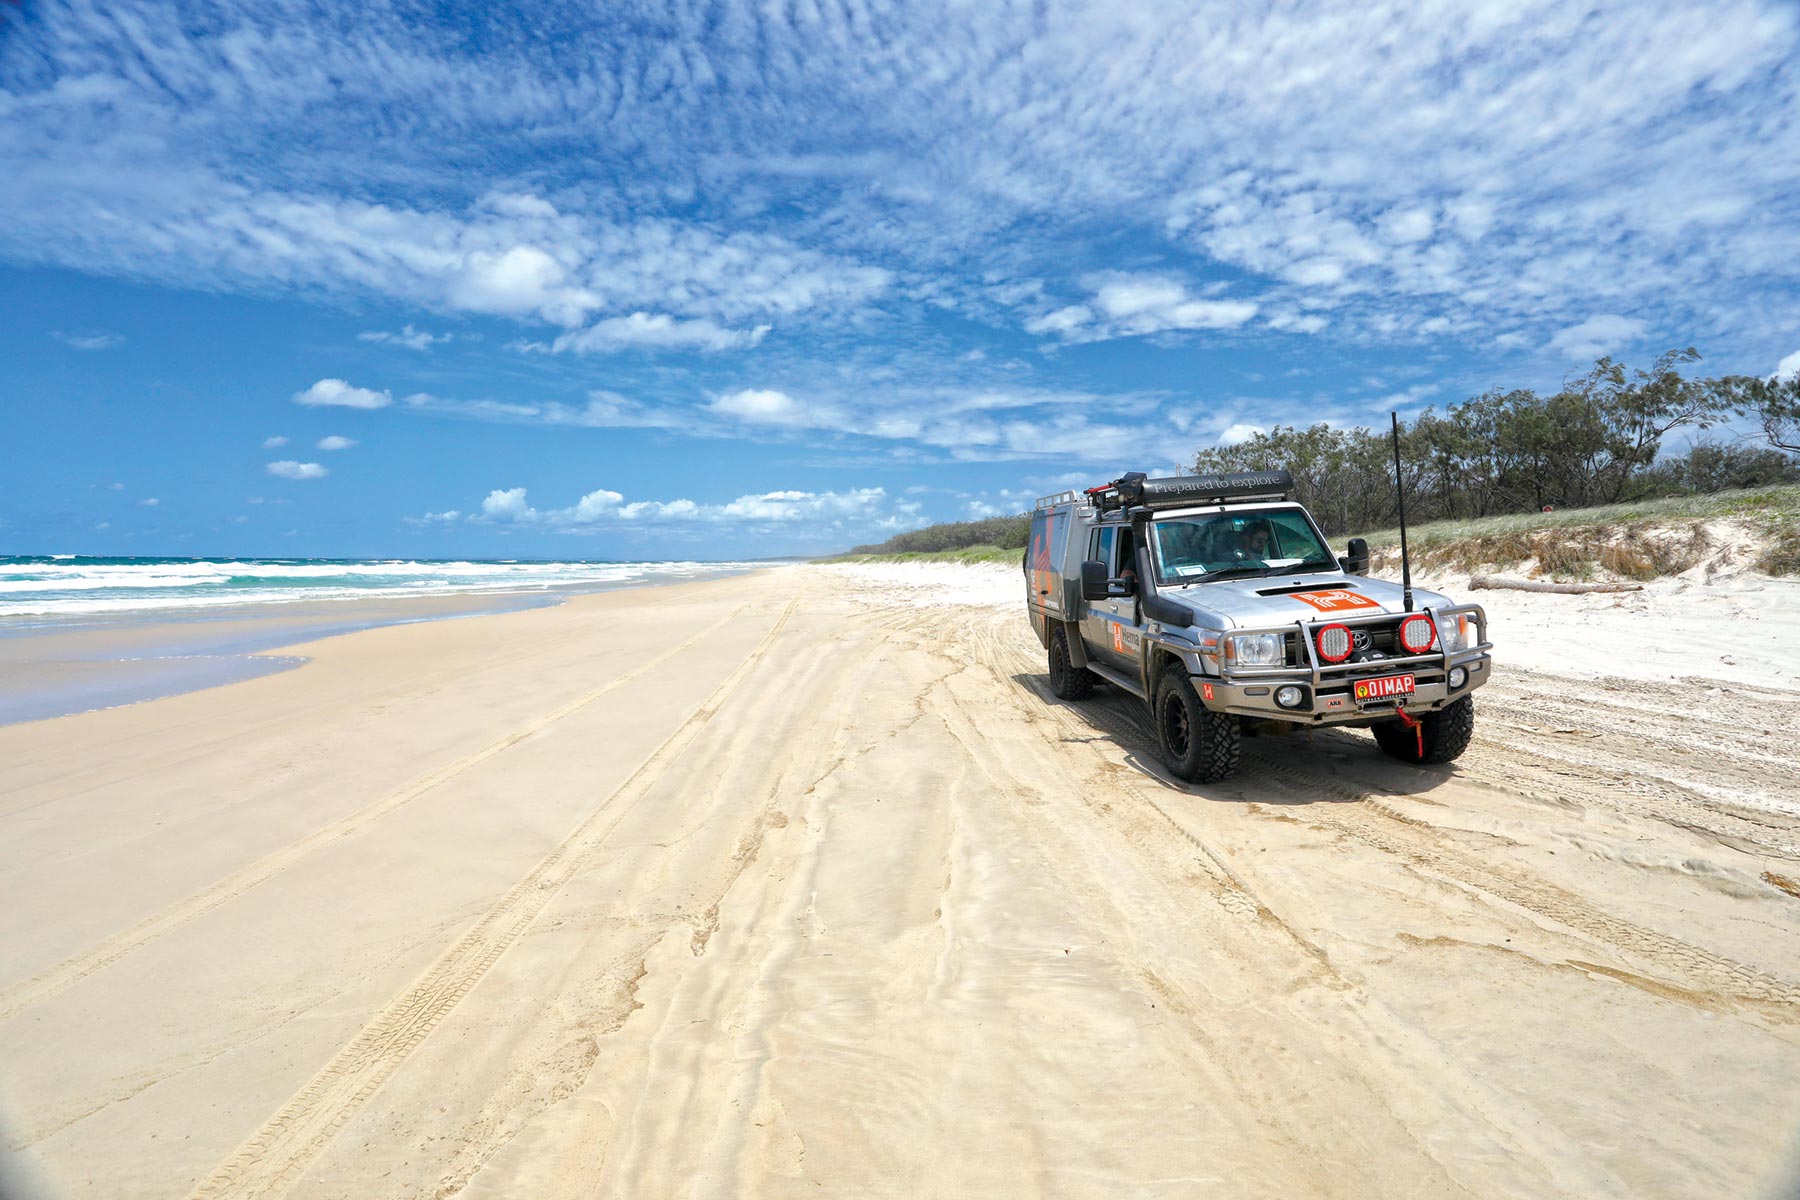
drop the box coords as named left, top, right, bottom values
left=1153, top=665, right=1241, bottom=783
left=1048, top=627, right=1095, bottom=700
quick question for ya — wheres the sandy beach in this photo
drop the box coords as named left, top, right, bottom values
left=3, top=565, right=1799, bottom=1199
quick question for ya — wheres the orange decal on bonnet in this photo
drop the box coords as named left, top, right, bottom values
left=1290, top=589, right=1380, bottom=612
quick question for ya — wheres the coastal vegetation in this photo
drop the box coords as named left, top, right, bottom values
left=1355, top=484, right=1800, bottom=580
left=1196, top=351, right=1799, bottom=537
left=838, top=351, right=1800, bottom=573
left=837, top=514, right=1031, bottom=560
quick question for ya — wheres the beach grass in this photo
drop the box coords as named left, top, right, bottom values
left=1353, top=484, right=1800, bottom=579
left=819, top=544, right=1022, bottom=566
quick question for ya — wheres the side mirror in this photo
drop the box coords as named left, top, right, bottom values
left=1080, top=560, right=1111, bottom=601
left=1340, top=537, right=1370, bottom=576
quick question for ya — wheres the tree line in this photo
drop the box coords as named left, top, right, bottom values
left=849, top=513, right=1032, bottom=555
left=847, top=348, right=1800, bottom=553
left=1193, top=350, right=1800, bottom=536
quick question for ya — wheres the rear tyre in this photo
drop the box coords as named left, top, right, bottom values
left=1374, top=696, right=1475, bottom=764
left=1048, top=627, right=1095, bottom=700
left=1153, top=666, right=1241, bottom=783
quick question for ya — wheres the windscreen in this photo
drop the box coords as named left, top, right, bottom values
left=1150, top=509, right=1335, bottom=583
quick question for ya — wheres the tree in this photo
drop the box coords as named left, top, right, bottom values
left=1183, top=349, right=1770, bottom=531
left=1641, top=441, right=1800, bottom=494
left=1716, top=373, right=1800, bottom=454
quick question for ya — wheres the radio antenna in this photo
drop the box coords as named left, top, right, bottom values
left=1391, top=411, right=1414, bottom=612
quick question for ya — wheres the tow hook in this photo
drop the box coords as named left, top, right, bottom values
left=1393, top=700, right=1423, bottom=758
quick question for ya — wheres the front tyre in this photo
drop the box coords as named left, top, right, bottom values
left=1048, top=627, right=1095, bottom=700
left=1374, top=696, right=1475, bottom=764
left=1153, top=666, right=1241, bottom=783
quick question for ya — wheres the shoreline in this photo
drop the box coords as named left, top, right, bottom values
left=0, top=565, right=759, bottom=727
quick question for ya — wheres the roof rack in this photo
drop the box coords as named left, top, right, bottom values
left=1086, top=470, right=1293, bottom=513
left=1033, top=490, right=1081, bottom=510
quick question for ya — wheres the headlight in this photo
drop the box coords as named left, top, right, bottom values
left=1227, top=632, right=1284, bottom=666
left=1436, top=612, right=1470, bottom=653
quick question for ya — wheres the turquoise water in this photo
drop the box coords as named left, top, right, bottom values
left=0, top=555, right=760, bottom=622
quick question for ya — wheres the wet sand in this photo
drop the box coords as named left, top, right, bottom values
left=3, top=565, right=1798, bottom=1199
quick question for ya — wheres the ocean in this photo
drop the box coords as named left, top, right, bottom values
left=0, top=555, right=761, bottom=621
left=0, top=555, right=766, bottom=724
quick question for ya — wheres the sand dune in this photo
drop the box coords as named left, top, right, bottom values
left=3, top=567, right=1798, bottom=1198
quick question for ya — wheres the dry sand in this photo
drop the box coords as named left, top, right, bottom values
left=3, top=565, right=1799, bottom=1199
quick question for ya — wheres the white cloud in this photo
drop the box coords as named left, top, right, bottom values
left=6, top=1, right=1798, bottom=372
left=267, top=460, right=328, bottom=480
left=1380, top=208, right=1436, bottom=245
left=548, top=313, right=771, bottom=354
left=1218, top=423, right=1265, bottom=446
left=96, top=521, right=110, bottom=531
left=708, top=388, right=809, bottom=425
left=403, top=389, right=688, bottom=430
left=1549, top=314, right=1648, bottom=361
left=52, top=330, right=124, bottom=350
left=358, top=324, right=451, bottom=350
left=262, top=435, right=289, bottom=448
left=394, top=371, right=1159, bottom=464
left=1094, top=275, right=1259, bottom=332
left=295, top=378, right=392, bottom=409
left=1776, top=350, right=1800, bottom=382
left=479, top=487, right=532, bottom=520
left=448, top=244, right=594, bottom=325
left=462, top=483, right=912, bottom=533
left=1028, top=274, right=1258, bottom=343
left=109, top=482, right=123, bottom=491
left=315, top=435, right=358, bottom=450
left=1024, top=305, right=1092, bottom=336
left=1265, top=311, right=1330, bottom=335
left=1371, top=383, right=1441, bottom=413
left=138, top=497, right=159, bottom=507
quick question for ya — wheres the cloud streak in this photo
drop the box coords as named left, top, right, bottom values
left=2, top=0, right=1794, bottom=364
left=446, top=483, right=920, bottom=537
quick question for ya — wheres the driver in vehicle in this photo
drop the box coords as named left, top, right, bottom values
left=1237, top=522, right=1272, bottom=560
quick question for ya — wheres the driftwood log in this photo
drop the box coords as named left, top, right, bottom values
left=1469, top=575, right=1644, bottom=594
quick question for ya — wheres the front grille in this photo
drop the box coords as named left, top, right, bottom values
left=1359, top=619, right=1402, bottom=655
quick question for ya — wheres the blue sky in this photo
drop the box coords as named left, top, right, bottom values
left=3, top=0, right=1798, bottom=559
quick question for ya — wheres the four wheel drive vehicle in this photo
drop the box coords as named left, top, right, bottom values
left=1025, top=469, right=1493, bottom=783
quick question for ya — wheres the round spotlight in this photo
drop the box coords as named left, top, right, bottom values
left=1398, top=614, right=1437, bottom=654
left=1315, top=623, right=1353, bottom=663
left=1275, top=685, right=1304, bottom=709
left=1449, top=666, right=1468, bottom=689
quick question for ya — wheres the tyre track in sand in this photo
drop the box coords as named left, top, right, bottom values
left=182, top=601, right=796, bottom=1200
left=969, top=610, right=1800, bottom=1013
left=938, top=612, right=1616, bottom=1197
left=1454, top=733, right=1800, bottom=860
left=425, top=618, right=896, bottom=1200
left=1241, top=753, right=1800, bottom=1011
left=0, top=605, right=755, bottom=1026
